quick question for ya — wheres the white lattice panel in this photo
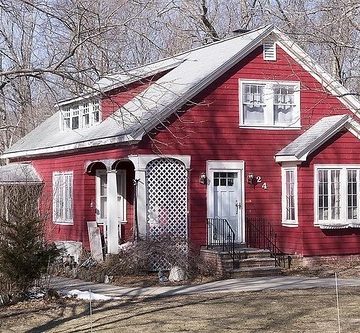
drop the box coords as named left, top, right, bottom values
left=146, top=158, right=188, bottom=270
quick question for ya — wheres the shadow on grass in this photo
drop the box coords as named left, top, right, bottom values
left=21, top=288, right=354, bottom=333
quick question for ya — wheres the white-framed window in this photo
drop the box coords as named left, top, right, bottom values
left=239, top=80, right=300, bottom=128
left=96, top=170, right=126, bottom=224
left=61, top=99, right=101, bottom=131
left=53, top=171, right=73, bottom=224
left=281, top=167, right=298, bottom=226
left=315, top=165, right=360, bottom=228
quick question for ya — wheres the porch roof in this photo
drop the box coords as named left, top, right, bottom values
left=275, top=114, right=357, bottom=163
left=0, top=163, right=42, bottom=184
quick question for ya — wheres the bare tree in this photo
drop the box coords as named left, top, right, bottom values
left=0, top=0, right=359, bottom=154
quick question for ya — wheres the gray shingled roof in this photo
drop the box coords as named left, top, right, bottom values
left=2, top=26, right=274, bottom=159
left=0, top=163, right=42, bottom=184
left=275, top=114, right=351, bottom=162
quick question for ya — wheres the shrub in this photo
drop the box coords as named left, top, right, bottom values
left=0, top=184, right=60, bottom=293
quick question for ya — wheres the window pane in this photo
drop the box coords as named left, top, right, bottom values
left=318, top=170, right=328, bottom=220
left=285, top=170, right=295, bottom=221
left=64, top=118, right=70, bottom=129
left=100, top=174, right=107, bottom=196
left=274, top=85, right=296, bottom=125
left=243, top=105, right=265, bottom=124
left=243, top=84, right=265, bottom=124
left=92, top=101, right=100, bottom=123
left=330, top=170, right=341, bottom=220
left=100, top=197, right=107, bottom=219
left=348, top=170, right=357, bottom=219
left=72, top=115, right=79, bottom=129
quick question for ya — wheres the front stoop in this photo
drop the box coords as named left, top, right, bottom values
left=200, top=247, right=283, bottom=278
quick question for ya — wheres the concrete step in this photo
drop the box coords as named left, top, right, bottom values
left=219, top=249, right=272, bottom=261
left=228, top=266, right=283, bottom=278
left=236, top=257, right=277, bottom=268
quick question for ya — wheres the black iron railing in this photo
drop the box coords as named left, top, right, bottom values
left=245, top=217, right=292, bottom=268
left=206, top=217, right=235, bottom=262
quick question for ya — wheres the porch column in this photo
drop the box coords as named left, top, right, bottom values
left=134, top=168, right=147, bottom=238
left=106, top=170, right=119, bottom=254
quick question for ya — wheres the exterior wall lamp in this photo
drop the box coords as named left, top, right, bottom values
left=247, top=172, right=255, bottom=185
left=199, top=172, right=207, bottom=185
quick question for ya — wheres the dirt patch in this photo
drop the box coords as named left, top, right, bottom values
left=286, top=257, right=360, bottom=279
left=1, top=287, right=360, bottom=332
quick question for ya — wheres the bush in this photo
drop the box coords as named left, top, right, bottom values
left=0, top=184, right=60, bottom=293
left=82, top=236, right=217, bottom=281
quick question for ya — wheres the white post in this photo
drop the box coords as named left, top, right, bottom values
left=135, top=169, right=147, bottom=238
left=106, top=170, right=118, bottom=254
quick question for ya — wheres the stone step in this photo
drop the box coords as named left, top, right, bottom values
left=228, top=266, right=283, bottom=278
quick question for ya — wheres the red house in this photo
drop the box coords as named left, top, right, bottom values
left=2, top=25, right=360, bottom=263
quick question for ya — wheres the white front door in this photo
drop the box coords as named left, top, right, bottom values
left=207, top=161, right=244, bottom=243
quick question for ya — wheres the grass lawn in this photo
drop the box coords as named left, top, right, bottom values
left=1, top=287, right=360, bottom=332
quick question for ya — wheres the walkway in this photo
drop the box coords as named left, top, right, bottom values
left=50, top=275, right=360, bottom=299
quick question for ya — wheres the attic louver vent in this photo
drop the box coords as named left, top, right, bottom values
left=263, top=41, right=276, bottom=61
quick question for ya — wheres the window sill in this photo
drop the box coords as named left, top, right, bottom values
left=282, top=222, right=298, bottom=228
left=239, top=125, right=301, bottom=130
left=53, top=221, right=73, bottom=225
left=317, top=221, right=360, bottom=229
left=318, top=223, right=348, bottom=229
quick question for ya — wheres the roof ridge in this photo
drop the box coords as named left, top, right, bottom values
left=101, top=25, right=273, bottom=79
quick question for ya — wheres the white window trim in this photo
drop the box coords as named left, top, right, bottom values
left=239, top=79, right=301, bottom=129
left=314, top=164, right=360, bottom=228
left=96, top=169, right=127, bottom=225
left=61, top=100, right=101, bottom=131
left=52, top=171, right=73, bottom=225
left=281, top=166, right=298, bottom=227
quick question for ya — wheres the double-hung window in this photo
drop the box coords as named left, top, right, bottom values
left=281, top=167, right=298, bottom=226
left=240, top=80, right=300, bottom=128
left=53, top=171, right=73, bottom=224
left=315, top=165, right=360, bottom=227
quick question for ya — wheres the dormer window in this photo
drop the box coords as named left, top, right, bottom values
left=61, top=100, right=101, bottom=131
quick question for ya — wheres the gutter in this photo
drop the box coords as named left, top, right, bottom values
left=1, top=135, right=140, bottom=160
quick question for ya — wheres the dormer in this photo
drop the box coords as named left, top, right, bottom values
left=60, top=99, right=101, bottom=131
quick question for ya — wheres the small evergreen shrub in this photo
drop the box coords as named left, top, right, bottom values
left=0, top=184, right=60, bottom=293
